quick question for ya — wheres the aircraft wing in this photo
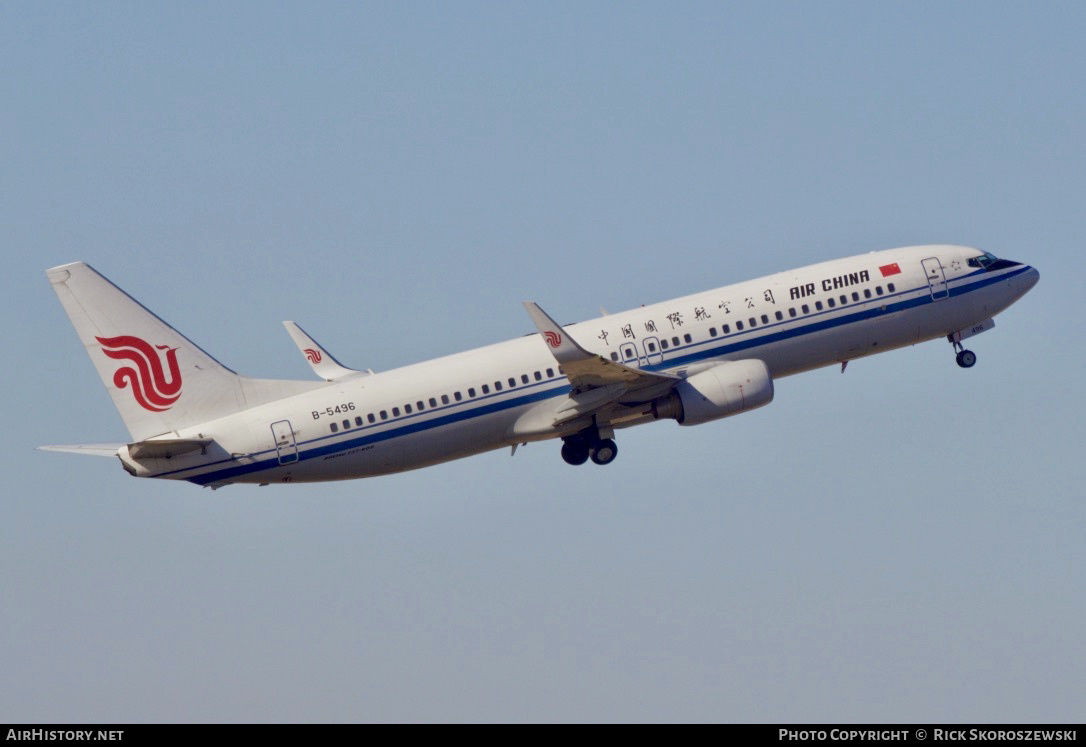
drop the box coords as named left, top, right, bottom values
left=523, top=302, right=679, bottom=424
left=283, top=321, right=373, bottom=381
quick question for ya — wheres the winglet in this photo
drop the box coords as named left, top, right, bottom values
left=283, top=321, right=372, bottom=381
left=522, top=302, right=595, bottom=364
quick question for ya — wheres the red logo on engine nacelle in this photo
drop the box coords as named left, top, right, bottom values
left=96, top=335, right=182, bottom=412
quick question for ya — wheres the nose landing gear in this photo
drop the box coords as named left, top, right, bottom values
left=948, top=334, right=977, bottom=368
left=955, top=349, right=977, bottom=368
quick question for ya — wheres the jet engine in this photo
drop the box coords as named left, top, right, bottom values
left=652, top=359, right=773, bottom=426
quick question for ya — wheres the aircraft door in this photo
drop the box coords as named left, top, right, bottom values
left=619, top=342, right=640, bottom=367
left=922, top=257, right=949, bottom=300
left=270, top=420, right=299, bottom=464
left=642, top=337, right=663, bottom=366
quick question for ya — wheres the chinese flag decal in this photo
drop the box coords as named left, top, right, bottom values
left=879, top=263, right=902, bottom=277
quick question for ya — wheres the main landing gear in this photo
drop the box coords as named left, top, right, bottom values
left=949, top=334, right=977, bottom=369
left=560, top=427, right=618, bottom=466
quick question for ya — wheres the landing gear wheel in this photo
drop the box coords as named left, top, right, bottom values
left=589, top=438, right=618, bottom=466
left=956, top=349, right=977, bottom=368
left=561, top=439, right=590, bottom=466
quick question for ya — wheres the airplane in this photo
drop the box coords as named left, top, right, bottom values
left=40, top=245, right=1038, bottom=488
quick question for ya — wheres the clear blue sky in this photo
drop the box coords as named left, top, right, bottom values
left=2, top=1, right=1082, bottom=722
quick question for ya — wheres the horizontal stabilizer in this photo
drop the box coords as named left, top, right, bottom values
left=38, top=443, right=124, bottom=457
left=127, top=438, right=213, bottom=460
left=283, top=321, right=373, bottom=381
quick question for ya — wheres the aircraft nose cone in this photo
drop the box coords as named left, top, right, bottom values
left=1020, top=265, right=1040, bottom=293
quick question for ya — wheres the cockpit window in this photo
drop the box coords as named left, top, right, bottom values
left=967, top=251, right=1021, bottom=271
left=967, top=252, right=1000, bottom=269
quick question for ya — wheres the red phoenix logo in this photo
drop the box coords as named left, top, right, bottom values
left=96, top=335, right=183, bottom=412
left=543, top=330, right=562, bottom=348
left=304, top=348, right=322, bottom=364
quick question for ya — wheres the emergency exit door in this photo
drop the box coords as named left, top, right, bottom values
left=922, top=257, right=949, bottom=300
left=270, top=420, right=298, bottom=464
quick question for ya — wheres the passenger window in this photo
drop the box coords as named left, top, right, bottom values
left=839, top=295, right=847, bottom=305
left=624, top=348, right=635, bottom=359
left=534, top=371, right=542, bottom=381
left=392, top=407, right=400, bottom=417
left=610, top=352, right=619, bottom=361
left=802, top=304, right=810, bottom=314
left=441, top=395, right=450, bottom=405
left=661, top=339, right=669, bottom=349
left=876, top=286, right=884, bottom=296
left=672, top=336, right=680, bottom=346
left=467, top=388, right=476, bottom=398
left=788, top=308, right=796, bottom=318
left=508, top=378, right=516, bottom=387
left=736, top=321, right=744, bottom=331
left=748, top=318, right=757, bottom=327
left=404, top=404, right=412, bottom=414
left=852, top=292, right=860, bottom=301
left=494, top=381, right=502, bottom=391
left=368, top=413, right=376, bottom=424
left=827, top=298, right=835, bottom=308
left=864, top=289, right=872, bottom=299
left=775, top=311, right=783, bottom=321
left=723, top=324, right=731, bottom=333
left=815, top=301, right=823, bottom=311
left=454, top=392, right=462, bottom=402
left=342, top=419, right=350, bottom=429
left=481, top=384, right=490, bottom=394
left=330, top=422, right=339, bottom=433
left=888, top=283, right=896, bottom=293
left=521, top=374, right=529, bottom=384
left=709, top=327, right=717, bottom=337
left=546, top=368, right=554, bottom=377
left=355, top=416, right=364, bottom=426
left=648, top=341, right=657, bottom=351
left=683, top=333, right=692, bottom=343
left=761, top=314, right=769, bottom=324
left=380, top=410, right=388, bottom=420
left=416, top=401, right=424, bottom=410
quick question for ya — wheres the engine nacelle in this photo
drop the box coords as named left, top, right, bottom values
left=652, top=359, right=774, bottom=426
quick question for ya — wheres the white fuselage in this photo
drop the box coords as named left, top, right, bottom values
left=120, top=245, right=1038, bottom=487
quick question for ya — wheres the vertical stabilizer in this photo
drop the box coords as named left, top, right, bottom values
left=46, top=262, right=319, bottom=441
